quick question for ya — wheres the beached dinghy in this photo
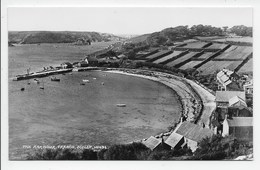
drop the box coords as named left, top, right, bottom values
left=82, top=79, right=89, bottom=83
left=116, top=104, right=126, bottom=107
left=51, top=77, right=60, bottom=82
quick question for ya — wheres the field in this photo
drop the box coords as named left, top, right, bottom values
left=165, top=52, right=198, bottom=67
left=140, top=37, right=253, bottom=74
left=197, top=61, right=243, bottom=75
left=183, top=42, right=208, bottom=48
left=146, top=50, right=172, bottom=60
left=213, top=36, right=253, bottom=43
left=206, top=43, right=227, bottom=49
left=197, top=52, right=214, bottom=59
left=153, top=51, right=182, bottom=64
left=238, top=58, right=253, bottom=73
left=180, top=61, right=202, bottom=70
left=215, top=46, right=252, bottom=60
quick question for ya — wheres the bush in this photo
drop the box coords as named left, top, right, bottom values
left=103, top=142, right=149, bottom=160
left=26, top=149, right=80, bottom=160
left=81, top=149, right=97, bottom=160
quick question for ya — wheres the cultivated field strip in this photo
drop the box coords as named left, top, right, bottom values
left=146, top=50, right=172, bottom=60
left=165, top=52, right=198, bottom=67
left=196, top=52, right=214, bottom=59
left=215, top=46, right=252, bottom=60
left=183, top=42, right=208, bottom=48
left=206, top=43, right=227, bottom=49
left=237, top=58, right=253, bottom=73
left=137, top=49, right=159, bottom=59
left=174, top=51, right=204, bottom=68
left=197, top=61, right=240, bottom=75
left=153, top=51, right=182, bottom=64
left=180, top=61, right=202, bottom=70
left=158, top=50, right=190, bottom=65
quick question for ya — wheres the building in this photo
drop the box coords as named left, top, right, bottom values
left=165, top=132, right=185, bottom=150
left=216, top=91, right=245, bottom=108
left=175, top=122, right=214, bottom=152
left=142, top=136, right=170, bottom=151
left=243, top=80, right=253, bottom=98
left=77, top=61, right=89, bottom=67
left=215, top=91, right=246, bottom=121
left=229, top=96, right=247, bottom=108
left=84, top=56, right=98, bottom=66
left=227, top=106, right=252, bottom=118
left=222, top=117, right=253, bottom=141
left=216, top=69, right=240, bottom=91
left=61, top=62, right=73, bottom=69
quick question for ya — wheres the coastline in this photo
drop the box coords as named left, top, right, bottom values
left=105, top=69, right=215, bottom=137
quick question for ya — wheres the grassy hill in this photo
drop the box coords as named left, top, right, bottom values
left=8, top=31, right=124, bottom=44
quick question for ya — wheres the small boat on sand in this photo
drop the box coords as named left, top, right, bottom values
left=51, top=77, right=60, bottom=82
left=21, top=87, right=25, bottom=91
left=116, top=104, right=126, bottom=107
left=82, top=79, right=89, bottom=83
left=93, top=78, right=96, bottom=80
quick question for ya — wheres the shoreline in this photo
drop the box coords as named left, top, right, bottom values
left=105, top=69, right=213, bottom=138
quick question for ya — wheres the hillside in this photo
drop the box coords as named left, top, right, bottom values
left=127, top=25, right=252, bottom=47
left=8, top=31, right=124, bottom=44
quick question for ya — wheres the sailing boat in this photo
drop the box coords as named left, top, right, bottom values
left=40, top=80, right=44, bottom=90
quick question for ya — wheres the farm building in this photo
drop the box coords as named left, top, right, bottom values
left=216, top=69, right=240, bottom=91
left=175, top=122, right=214, bottom=152
left=142, top=136, right=170, bottom=151
left=165, top=132, right=185, bottom=149
left=222, top=117, right=253, bottom=141
left=61, top=62, right=73, bottom=69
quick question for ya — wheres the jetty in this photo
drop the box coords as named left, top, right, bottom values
left=12, top=67, right=99, bottom=81
left=12, top=68, right=73, bottom=81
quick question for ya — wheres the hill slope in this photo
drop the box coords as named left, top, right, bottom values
left=8, top=31, right=124, bottom=44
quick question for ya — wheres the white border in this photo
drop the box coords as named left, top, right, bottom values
left=1, top=1, right=260, bottom=170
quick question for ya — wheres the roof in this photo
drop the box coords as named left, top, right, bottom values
left=175, top=122, right=214, bottom=142
left=165, top=132, right=184, bottom=148
left=85, top=56, right=98, bottom=62
left=229, top=96, right=247, bottom=107
left=61, top=62, right=72, bottom=65
left=227, top=117, right=253, bottom=127
left=217, top=69, right=234, bottom=86
left=142, top=136, right=161, bottom=150
left=216, top=91, right=245, bottom=102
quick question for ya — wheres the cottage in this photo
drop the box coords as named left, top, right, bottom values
left=216, top=91, right=245, bottom=108
left=61, top=62, right=73, bottom=69
left=165, top=132, right=185, bottom=149
left=175, top=122, right=214, bottom=152
left=229, top=96, right=247, bottom=108
left=216, top=69, right=240, bottom=91
left=222, top=117, right=253, bottom=141
left=84, top=56, right=98, bottom=66
left=77, top=61, right=89, bottom=67
left=142, top=136, right=170, bottom=151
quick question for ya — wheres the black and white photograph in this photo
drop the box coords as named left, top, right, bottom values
left=2, top=1, right=258, bottom=166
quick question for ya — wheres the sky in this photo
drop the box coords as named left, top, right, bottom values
left=8, top=7, right=253, bottom=35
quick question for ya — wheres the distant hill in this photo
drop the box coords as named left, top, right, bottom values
left=8, top=31, right=125, bottom=44
left=128, top=25, right=252, bottom=47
